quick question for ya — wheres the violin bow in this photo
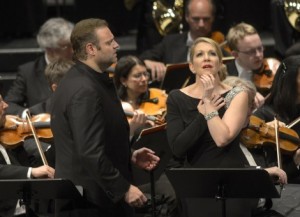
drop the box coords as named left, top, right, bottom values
left=24, top=109, right=49, bottom=166
left=286, top=116, right=300, bottom=129
left=274, top=116, right=284, bottom=194
left=274, top=116, right=282, bottom=169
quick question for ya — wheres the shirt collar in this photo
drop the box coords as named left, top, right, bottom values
left=45, top=53, right=50, bottom=65
left=186, top=31, right=194, bottom=47
left=235, top=60, right=253, bottom=81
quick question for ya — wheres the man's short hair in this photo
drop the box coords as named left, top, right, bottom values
left=226, top=22, right=258, bottom=51
left=71, top=18, right=108, bottom=60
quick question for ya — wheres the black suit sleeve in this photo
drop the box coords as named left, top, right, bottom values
left=4, top=66, right=28, bottom=115
left=139, top=37, right=166, bottom=62
left=166, top=91, right=207, bottom=158
left=0, top=164, right=28, bottom=179
left=68, top=88, right=130, bottom=202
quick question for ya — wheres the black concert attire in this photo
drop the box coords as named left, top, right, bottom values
left=4, top=55, right=52, bottom=115
left=166, top=87, right=257, bottom=217
left=51, top=61, right=134, bottom=217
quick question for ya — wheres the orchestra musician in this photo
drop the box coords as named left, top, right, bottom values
left=113, top=55, right=167, bottom=136
left=0, top=94, right=55, bottom=217
left=139, top=0, right=230, bottom=84
left=113, top=55, right=178, bottom=217
left=21, top=59, right=75, bottom=168
left=226, top=22, right=279, bottom=108
left=4, top=17, right=74, bottom=115
left=251, top=55, right=300, bottom=184
left=223, top=76, right=289, bottom=217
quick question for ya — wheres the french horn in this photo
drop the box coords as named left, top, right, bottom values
left=152, top=0, right=184, bottom=36
left=284, top=0, right=300, bottom=31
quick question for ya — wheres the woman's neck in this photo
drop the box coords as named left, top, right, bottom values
left=185, top=81, right=229, bottom=99
left=126, top=91, right=141, bottom=109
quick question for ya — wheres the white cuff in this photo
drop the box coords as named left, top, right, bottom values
left=27, top=167, right=32, bottom=179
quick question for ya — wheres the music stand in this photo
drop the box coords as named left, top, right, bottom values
left=160, top=63, right=194, bottom=93
left=166, top=168, right=280, bottom=217
left=132, top=123, right=172, bottom=217
left=0, top=178, right=82, bottom=217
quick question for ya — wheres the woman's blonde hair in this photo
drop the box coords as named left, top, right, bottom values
left=189, top=37, right=223, bottom=62
left=189, top=37, right=225, bottom=80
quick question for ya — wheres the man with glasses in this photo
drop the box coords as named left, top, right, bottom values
left=226, top=22, right=266, bottom=108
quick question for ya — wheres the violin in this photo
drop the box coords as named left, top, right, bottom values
left=121, top=88, right=167, bottom=125
left=240, top=115, right=300, bottom=155
left=0, top=113, right=53, bottom=148
left=139, top=88, right=167, bottom=117
left=253, top=58, right=280, bottom=96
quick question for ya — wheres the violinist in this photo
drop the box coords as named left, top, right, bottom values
left=0, top=94, right=55, bottom=217
left=113, top=55, right=178, bottom=217
left=113, top=55, right=167, bottom=138
left=222, top=76, right=288, bottom=217
left=226, top=22, right=276, bottom=108
left=18, top=59, right=74, bottom=168
left=29, top=59, right=74, bottom=115
left=252, top=55, right=300, bottom=183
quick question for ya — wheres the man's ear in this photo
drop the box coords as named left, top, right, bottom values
left=86, top=43, right=97, bottom=56
left=51, top=83, right=58, bottom=92
left=231, top=50, right=239, bottom=58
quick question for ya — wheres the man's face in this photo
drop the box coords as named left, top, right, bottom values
left=234, top=34, right=264, bottom=71
left=94, top=27, right=120, bottom=69
left=0, top=95, right=8, bottom=128
left=50, top=40, right=73, bottom=61
left=185, top=0, right=214, bottom=40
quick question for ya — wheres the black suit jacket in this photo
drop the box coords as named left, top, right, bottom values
left=51, top=61, right=133, bottom=216
left=0, top=146, right=29, bottom=217
left=139, top=32, right=190, bottom=64
left=139, top=32, right=230, bottom=64
left=4, top=55, right=52, bottom=115
left=225, top=60, right=239, bottom=77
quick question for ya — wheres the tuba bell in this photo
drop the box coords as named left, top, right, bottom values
left=284, top=0, right=300, bottom=32
left=152, top=0, right=184, bottom=36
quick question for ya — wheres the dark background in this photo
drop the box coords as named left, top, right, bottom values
left=0, top=0, right=272, bottom=39
left=0, top=0, right=283, bottom=97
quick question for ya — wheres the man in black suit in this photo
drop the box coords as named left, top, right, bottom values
left=139, top=0, right=228, bottom=82
left=4, top=17, right=74, bottom=115
left=50, top=18, right=160, bottom=217
left=0, top=94, right=55, bottom=217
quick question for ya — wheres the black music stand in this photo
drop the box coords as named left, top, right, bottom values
left=166, top=168, right=280, bottom=217
left=132, top=123, right=172, bottom=217
left=0, top=178, right=82, bottom=217
left=160, top=63, right=194, bottom=93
